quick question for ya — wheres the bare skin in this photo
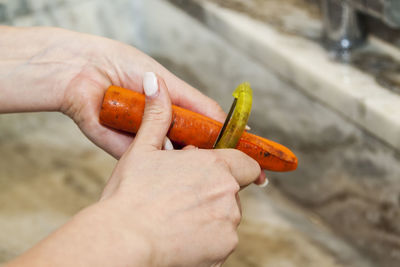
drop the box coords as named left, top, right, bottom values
left=0, top=26, right=226, bottom=158
left=0, top=26, right=266, bottom=266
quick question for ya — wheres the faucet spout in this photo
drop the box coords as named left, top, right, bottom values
left=321, top=0, right=400, bottom=59
left=322, top=0, right=366, bottom=57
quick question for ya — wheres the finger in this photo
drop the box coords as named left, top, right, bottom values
left=69, top=94, right=134, bottom=159
left=130, top=72, right=172, bottom=152
left=214, top=149, right=261, bottom=187
left=87, top=122, right=134, bottom=159
left=254, top=171, right=269, bottom=187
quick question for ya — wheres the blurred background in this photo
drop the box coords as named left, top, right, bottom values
left=1, top=0, right=400, bottom=266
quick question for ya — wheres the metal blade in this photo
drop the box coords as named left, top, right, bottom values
left=213, top=98, right=237, bottom=148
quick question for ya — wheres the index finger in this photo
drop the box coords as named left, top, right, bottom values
left=214, top=149, right=261, bottom=187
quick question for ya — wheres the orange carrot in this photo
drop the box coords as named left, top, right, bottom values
left=99, top=86, right=298, bottom=172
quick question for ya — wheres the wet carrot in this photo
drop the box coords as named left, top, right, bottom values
left=99, top=86, right=298, bottom=172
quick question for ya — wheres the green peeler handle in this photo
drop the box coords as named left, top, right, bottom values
left=215, top=82, right=253, bottom=149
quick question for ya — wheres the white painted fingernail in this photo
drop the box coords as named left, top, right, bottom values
left=245, top=125, right=251, bottom=131
left=163, top=137, right=174, bottom=151
left=258, top=177, right=269, bottom=188
left=143, top=72, right=159, bottom=97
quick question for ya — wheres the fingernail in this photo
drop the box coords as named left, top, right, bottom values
left=258, top=177, right=269, bottom=188
left=163, top=137, right=174, bottom=151
left=245, top=125, right=251, bottom=131
left=143, top=72, right=159, bottom=97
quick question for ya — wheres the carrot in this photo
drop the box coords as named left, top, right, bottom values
left=99, top=86, right=298, bottom=172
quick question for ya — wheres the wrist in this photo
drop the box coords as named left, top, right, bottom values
left=0, top=26, right=88, bottom=113
left=80, top=200, right=156, bottom=267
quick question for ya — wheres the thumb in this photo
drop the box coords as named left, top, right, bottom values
left=130, top=72, right=172, bottom=152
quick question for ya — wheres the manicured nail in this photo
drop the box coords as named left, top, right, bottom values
left=143, top=72, right=159, bottom=97
left=258, top=177, right=269, bottom=188
left=163, top=137, right=174, bottom=151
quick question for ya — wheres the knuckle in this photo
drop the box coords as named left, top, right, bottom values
left=227, top=231, right=239, bottom=252
left=231, top=207, right=242, bottom=226
left=215, top=157, right=230, bottom=171
left=213, top=174, right=238, bottom=195
left=225, top=179, right=240, bottom=195
left=205, top=150, right=218, bottom=162
left=228, top=192, right=241, bottom=225
left=208, top=152, right=230, bottom=170
left=201, top=151, right=221, bottom=166
left=214, top=176, right=239, bottom=201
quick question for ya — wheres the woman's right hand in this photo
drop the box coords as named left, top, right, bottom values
left=7, top=72, right=261, bottom=267
left=98, top=72, right=261, bottom=266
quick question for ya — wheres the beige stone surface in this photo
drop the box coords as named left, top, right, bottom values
left=226, top=187, right=350, bottom=267
left=0, top=112, right=365, bottom=266
left=0, top=113, right=116, bottom=261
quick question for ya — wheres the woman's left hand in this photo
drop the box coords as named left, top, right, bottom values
left=0, top=26, right=226, bottom=158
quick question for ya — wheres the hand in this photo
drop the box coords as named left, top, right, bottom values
left=61, top=33, right=229, bottom=159
left=6, top=73, right=261, bottom=267
left=0, top=26, right=226, bottom=158
left=0, top=26, right=266, bottom=184
left=99, top=73, right=262, bottom=266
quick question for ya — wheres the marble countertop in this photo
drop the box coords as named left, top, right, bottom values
left=0, top=111, right=370, bottom=266
left=170, top=0, right=400, bottom=152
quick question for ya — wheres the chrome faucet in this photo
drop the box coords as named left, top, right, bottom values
left=322, top=0, right=400, bottom=57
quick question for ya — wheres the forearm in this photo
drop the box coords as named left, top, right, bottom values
left=0, top=26, right=87, bottom=113
left=5, top=201, right=152, bottom=267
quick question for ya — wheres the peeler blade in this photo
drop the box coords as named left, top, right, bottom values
left=213, top=82, right=253, bottom=149
left=213, top=98, right=237, bottom=148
